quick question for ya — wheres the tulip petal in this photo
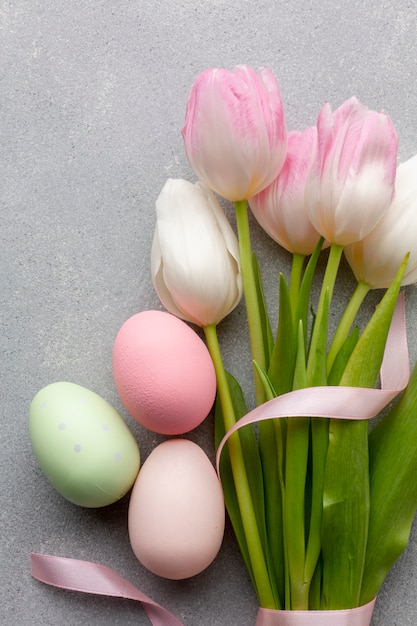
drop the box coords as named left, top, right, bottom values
left=151, top=179, right=242, bottom=326
left=182, top=65, right=287, bottom=201
left=249, top=126, right=321, bottom=255
left=345, top=154, right=417, bottom=288
left=306, top=97, right=398, bottom=245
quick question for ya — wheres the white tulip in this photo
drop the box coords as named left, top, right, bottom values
left=151, top=179, right=242, bottom=326
left=345, top=154, right=417, bottom=288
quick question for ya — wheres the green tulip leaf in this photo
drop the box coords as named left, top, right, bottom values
left=361, top=361, right=417, bottom=603
left=327, top=326, right=360, bottom=386
left=295, top=237, right=324, bottom=349
left=214, top=370, right=282, bottom=604
left=252, top=252, right=274, bottom=368
left=285, top=322, right=311, bottom=609
left=321, top=254, right=408, bottom=609
left=268, top=273, right=297, bottom=396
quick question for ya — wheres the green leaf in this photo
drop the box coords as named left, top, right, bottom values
left=326, top=281, right=371, bottom=373
left=321, top=418, right=369, bottom=609
left=259, top=417, right=285, bottom=608
left=303, top=289, right=330, bottom=596
left=252, top=252, right=274, bottom=369
left=214, top=371, right=282, bottom=603
left=285, top=322, right=310, bottom=609
left=251, top=362, right=285, bottom=607
left=307, top=287, right=330, bottom=387
left=307, top=242, right=344, bottom=386
left=214, top=394, right=253, bottom=584
left=320, top=255, right=408, bottom=609
left=338, top=254, right=408, bottom=390
left=253, top=272, right=295, bottom=607
left=253, top=361, right=277, bottom=400
left=268, top=273, right=297, bottom=396
left=295, top=237, right=324, bottom=349
left=361, top=361, right=417, bottom=603
left=327, top=327, right=360, bottom=386
left=309, top=554, right=322, bottom=609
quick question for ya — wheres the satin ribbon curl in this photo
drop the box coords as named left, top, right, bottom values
left=30, top=553, right=184, bottom=626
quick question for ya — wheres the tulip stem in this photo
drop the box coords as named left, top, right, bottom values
left=204, top=324, right=276, bottom=608
left=307, top=242, right=344, bottom=384
left=304, top=242, right=344, bottom=596
left=327, top=280, right=371, bottom=373
left=289, top=253, right=305, bottom=318
left=285, top=321, right=310, bottom=609
left=234, top=199, right=267, bottom=405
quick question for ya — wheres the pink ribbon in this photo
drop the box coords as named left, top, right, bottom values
left=30, top=551, right=377, bottom=626
left=30, top=552, right=184, bottom=626
left=31, top=293, right=408, bottom=625
left=216, top=291, right=409, bottom=475
left=256, top=598, right=376, bottom=626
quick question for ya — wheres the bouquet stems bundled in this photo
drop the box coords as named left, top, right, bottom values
left=153, top=64, right=417, bottom=612
left=215, top=204, right=409, bottom=609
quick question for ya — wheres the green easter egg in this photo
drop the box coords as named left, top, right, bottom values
left=29, top=381, right=140, bottom=507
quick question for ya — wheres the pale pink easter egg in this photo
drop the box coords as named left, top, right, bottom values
left=128, top=439, right=225, bottom=579
left=112, top=310, right=216, bottom=435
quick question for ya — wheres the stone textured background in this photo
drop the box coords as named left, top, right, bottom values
left=2, top=1, right=417, bottom=624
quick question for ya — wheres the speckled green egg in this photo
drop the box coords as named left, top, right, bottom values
left=29, top=381, right=140, bottom=507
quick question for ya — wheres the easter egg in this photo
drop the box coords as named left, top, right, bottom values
left=112, top=310, right=216, bottom=435
left=29, top=381, right=140, bottom=507
left=128, top=439, right=225, bottom=579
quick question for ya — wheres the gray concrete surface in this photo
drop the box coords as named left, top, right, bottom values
left=2, top=1, right=417, bottom=624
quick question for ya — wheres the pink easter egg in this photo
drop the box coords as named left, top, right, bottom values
left=128, top=439, right=225, bottom=579
left=112, top=311, right=216, bottom=435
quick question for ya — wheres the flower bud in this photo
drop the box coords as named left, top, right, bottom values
left=182, top=65, right=287, bottom=202
left=306, top=97, right=398, bottom=245
left=249, top=126, right=321, bottom=255
left=151, top=178, right=242, bottom=326
left=344, top=154, right=417, bottom=288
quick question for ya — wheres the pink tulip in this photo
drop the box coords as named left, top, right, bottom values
left=306, top=97, right=398, bottom=246
left=344, top=154, right=417, bottom=288
left=249, top=126, right=322, bottom=255
left=182, top=65, right=287, bottom=202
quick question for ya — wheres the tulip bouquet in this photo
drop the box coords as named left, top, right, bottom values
left=152, top=65, right=417, bottom=623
